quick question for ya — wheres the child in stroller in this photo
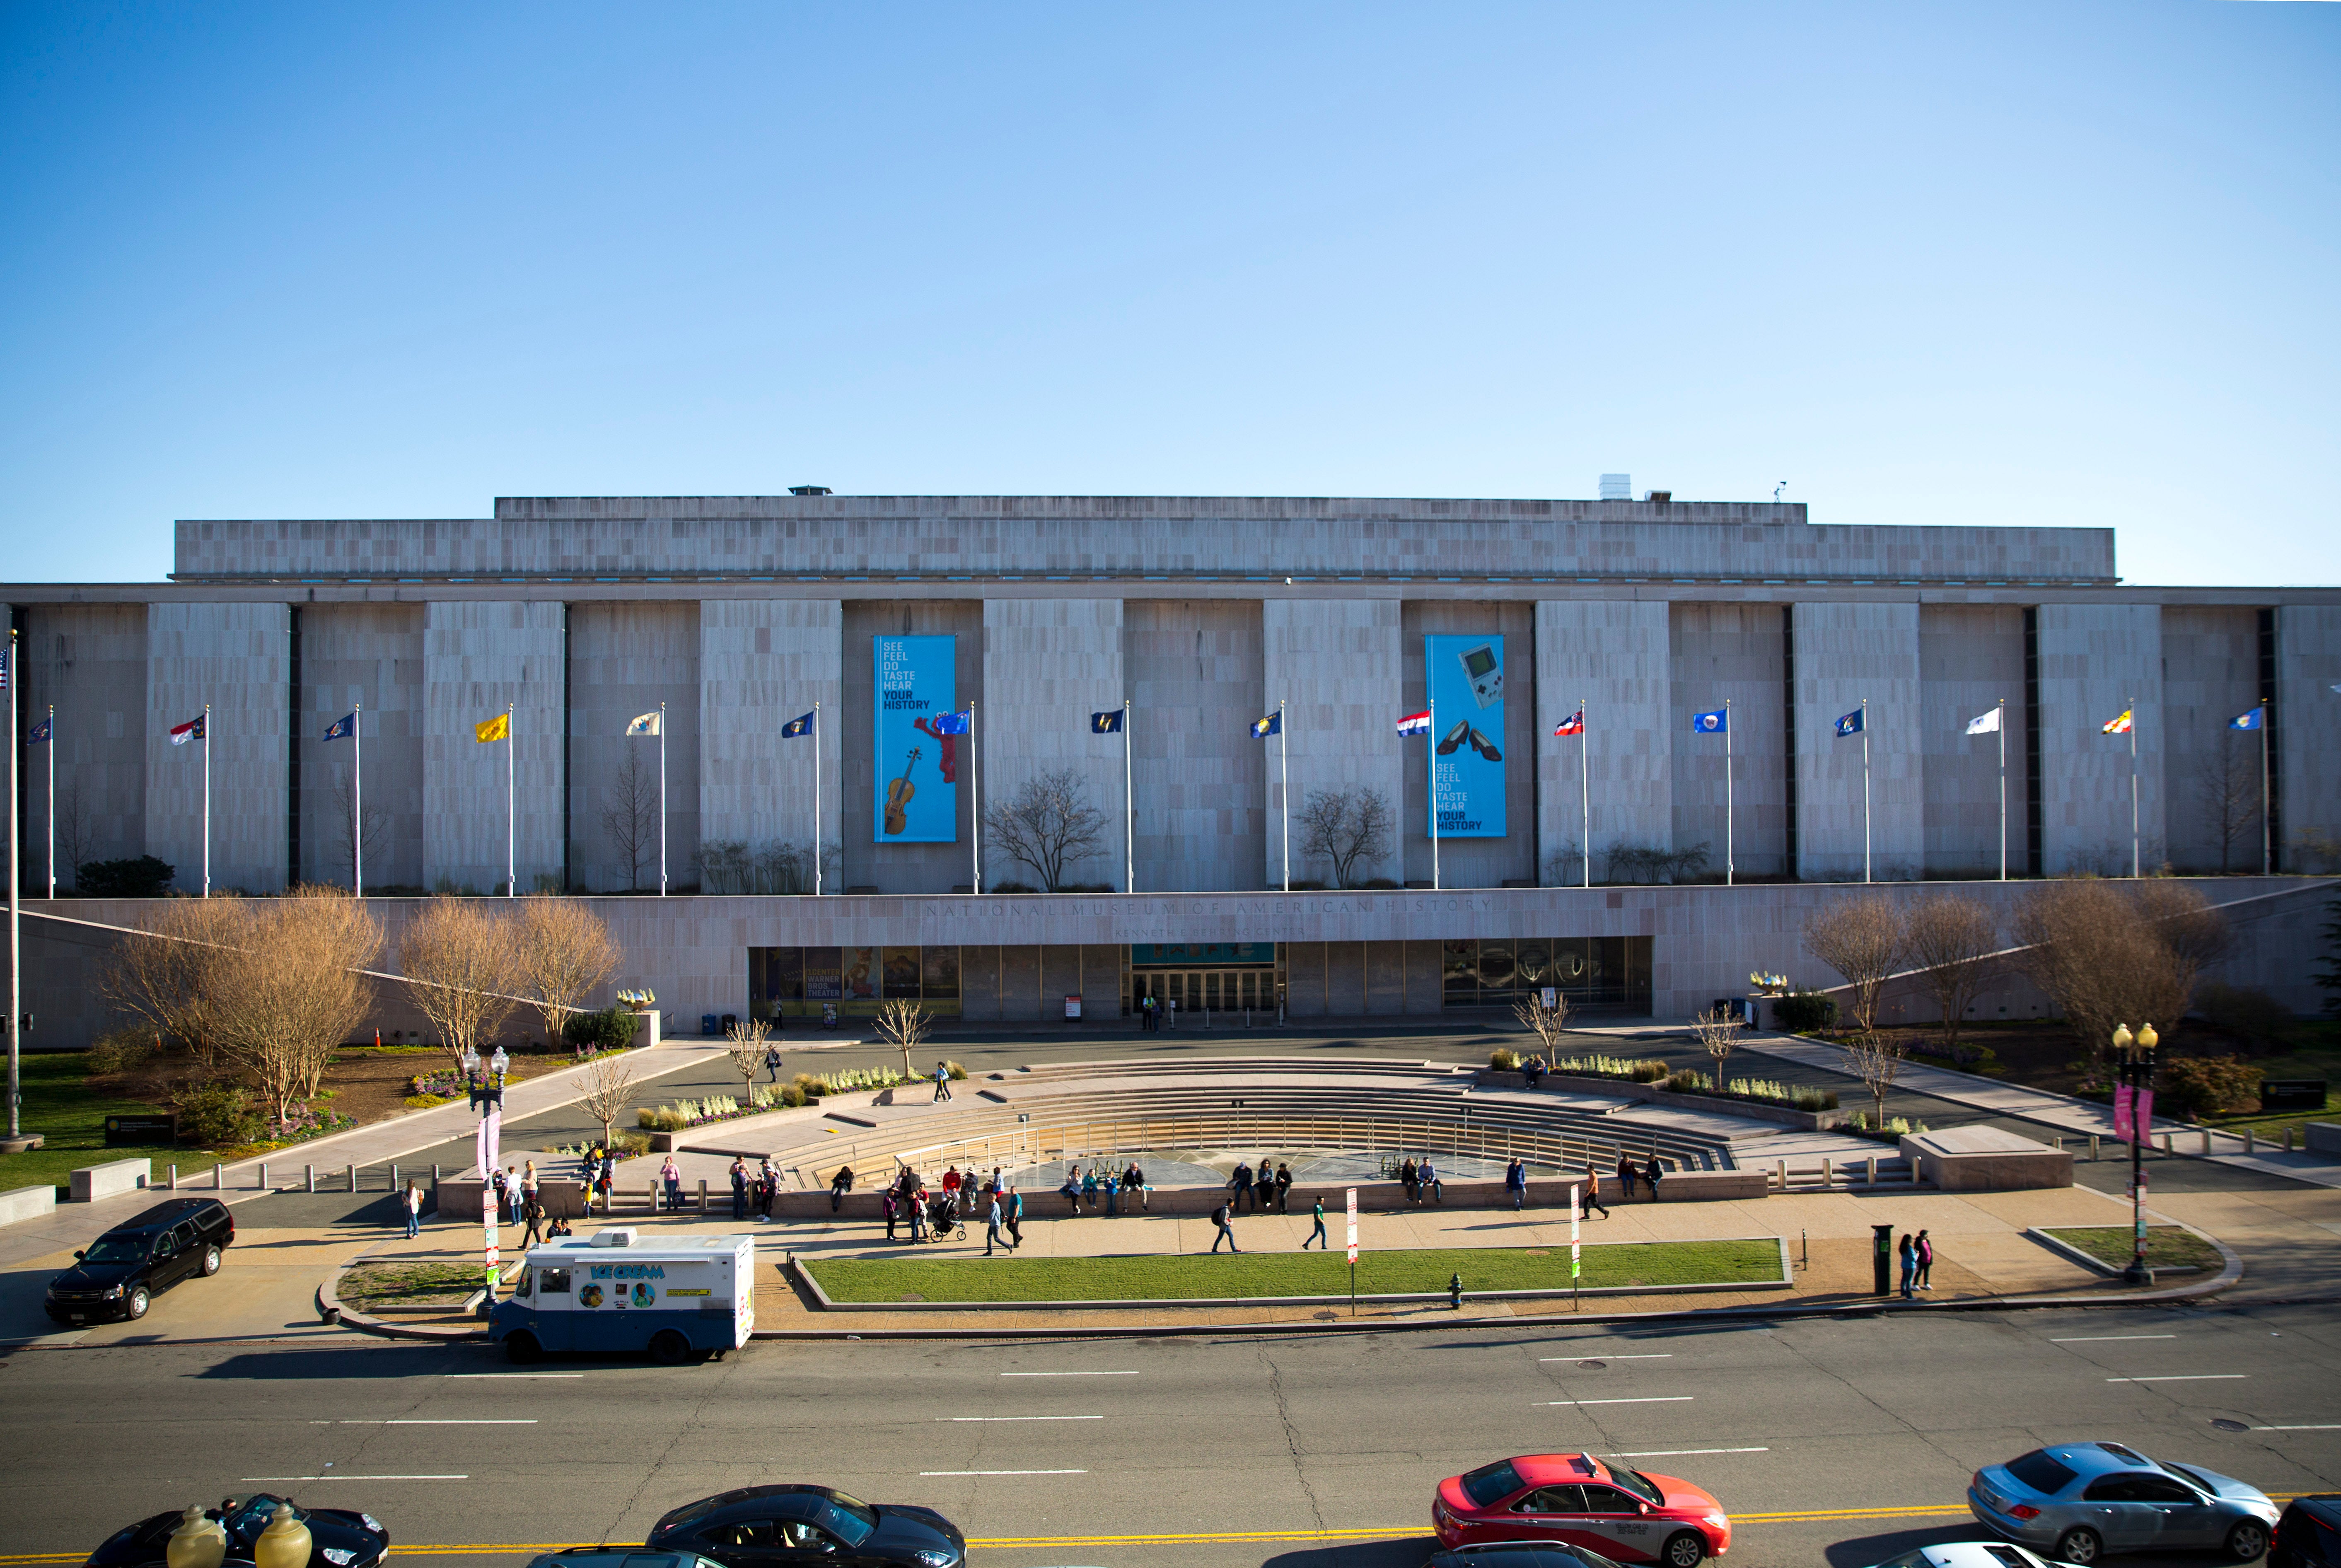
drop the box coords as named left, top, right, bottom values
left=925, top=1191, right=960, bottom=1240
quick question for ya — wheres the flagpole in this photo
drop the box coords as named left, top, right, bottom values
left=2128, top=694, right=2139, bottom=879
left=2259, top=701, right=2271, bottom=877
left=1996, top=698, right=2007, bottom=882
left=353, top=700, right=364, bottom=897
left=202, top=703, right=212, bottom=899
left=1428, top=697, right=1441, bottom=892
left=814, top=699, right=824, bottom=897
left=504, top=701, right=515, bottom=897
left=7, top=631, right=19, bottom=1138
left=967, top=700, right=978, bottom=896
left=657, top=700, right=668, bottom=897
left=1861, top=696, right=1872, bottom=886
left=1724, top=698, right=1734, bottom=888
left=1122, top=697, right=1133, bottom=895
left=1279, top=699, right=1289, bottom=894
left=1579, top=696, right=1590, bottom=890
left=46, top=705, right=56, bottom=899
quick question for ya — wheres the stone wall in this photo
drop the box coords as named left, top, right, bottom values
left=1126, top=600, right=1264, bottom=894
left=1534, top=600, right=1672, bottom=888
left=981, top=599, right=1127, bottom=892
left=18, top=602, right=147, bottom=883
left=145, top=602, right=289, bottom=894
left=697, top=599, right=841, bottom=881
left=2034, top=603, right=2165, bottom=876
left=1793, top=601, right=1924, bottom=882
left=421, top=601, right=564, bottom=894
left=1264, top=599, right=1406, bottom=887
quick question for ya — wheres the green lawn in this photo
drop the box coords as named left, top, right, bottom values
left=0, top=1052, right=204, bottom=1197
left=2043, top=1225, right=2223, bottom=1273
left=803, top=1238, right=1784, bottom=1304
left=338, top=1260, right=493, bottom=1308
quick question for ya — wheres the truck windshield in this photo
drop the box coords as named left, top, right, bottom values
left=81, top=1236, right=147, bottom=1265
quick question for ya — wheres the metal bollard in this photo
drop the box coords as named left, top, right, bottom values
left=2090, top=1134, right=2100, bottom=1161
left=169, top=1164, right=179, bottom=1191
left=213, top=1162, right=222, bottom=1190
left=2285, top=1128, right=2295, bottom=1153
left=391, top=1164, right=400, bottom=1189
left=305, top=1165, right=315, bottom=1194
left=1776, top=1159, right=1787, bottom=1190
left=433, top=1163, right=441, bottom=1182
left=2052, top=1136, right=2063, bottom=1152
left=1822, top=1157, right=1833, bottom=1188
left=348, top=1164, right=358, bottom=1193
left=259, top=1162, right=268, bottom=1191
left=2160, top=1132, right=2173, bottom=1157
left=700, top=1178, right=709, bottom=1214
left=2245, top=1129, right=2255, bottom=1155
left=1866, top=1156, right=1877, bottom=1187
left=2201, top=1129, right=2211, bottom=1157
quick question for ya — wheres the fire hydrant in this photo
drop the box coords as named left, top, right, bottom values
left=1449, top=1272, right=1463, bottom=1311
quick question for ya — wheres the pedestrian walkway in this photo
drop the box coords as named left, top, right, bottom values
left=1742, top=1032, right=2341, bottom=1190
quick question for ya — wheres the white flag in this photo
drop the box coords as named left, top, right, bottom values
left=1964, top=708, right=2002, bottom=735
left=625, top=710, right=662, bottom=736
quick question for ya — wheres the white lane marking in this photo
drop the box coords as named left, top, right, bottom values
left=445, top=1373, right=584, bottom=1379
left=1542, top=1353, right=1674, bottom=1360
left=999, top=1370, right=1140, bottom=1377
left=2106, top=1375, right=2246, bottom=1382
left=310, top=1419, right=539, bottom=1425
left=1538, top=1397, right=1695, bottom=1406
left=242, top=1475, right=468, bottom=1482
left=1607, top=1448, right=1768, bottom=1457
left=920, top=1469, right=1090, bottom=1475
left=2054, top=1334, right=2179, bottom=1343
left=2253, top=1425, right=2341, bottom=1431
left=940, top=1415, right=1106, bottom=1422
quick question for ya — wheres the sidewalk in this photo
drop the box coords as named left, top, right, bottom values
left=1742, top=1032, right=2341, bottom=1189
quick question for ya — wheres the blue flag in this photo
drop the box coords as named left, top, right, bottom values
left=27, top=715, right=51, bottom=744
left=1250, top=712, right=1281, bottom=738
left=781, top=711, right=815, bottom=739
left=1835, top=708, right=1864, bottom=737
left=1690, top=708, right=1727, bottom=734
left=322, top=712, right=355, bottom=742
left=2230, top=707, right=2264, bottom=731
left=928, top=710, right=971, bottom=736
left=1090, top=710, right=1124, bottom=734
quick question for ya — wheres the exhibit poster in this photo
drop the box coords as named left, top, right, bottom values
left=873, top=634, right=958, bottom=842
left=1423, top=633, right=1506, bottom=838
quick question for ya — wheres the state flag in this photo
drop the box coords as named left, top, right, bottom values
left=626, top=710, right=662, bottom=736
left=1553, top=710, right=1584, bottom=738
left=1964, top=708, right=2002, bottom=736
left=1250, top=712, right=1281, bottom=738
left=1834, top=708, right=1864, bottom=737
left=322, top=712, right=355, bottom=742
left=1690, top=708, right=1727, bottom=734
left=781, top=710, right=815, bottom=738
left=1090, top=709, right=1124, bottom=734
left=2230, top=707, right=2264, bottom=731
left=927, top=710, right=971, bottom=736
left=475, top=712, right=510, bottom=744
left=1396, top=709, right=1432, bottom=737
left=169, top=713, right=206, bottom=746
left=28, top=714, right=52, bottom=744
left=2101, top=710, right=2133, bottom=735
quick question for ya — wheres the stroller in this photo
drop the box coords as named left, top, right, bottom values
left=925, top=1193, right=960, bottom=1241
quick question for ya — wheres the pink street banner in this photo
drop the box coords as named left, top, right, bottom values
left=2133, top=1087, right=2153, bottom=1140
left=2113, top=1083, right=2134, bottom=1141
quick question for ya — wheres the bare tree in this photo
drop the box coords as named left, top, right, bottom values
left=55, top=781, right=96, bottom=890
left=1904, top=894, right=2000, bottom=1052
left=1800, top=898, right=1909, bottom=1034
left=875, top=999, right=931, bottom=1082
left=983, top=768, right=1108, bottom=891
left=1297, top=786, right=1394, bottom=889
left=209, top=887, right=382, bottom=1125
left=101, top=896, right=248, bottom=1068
left=329, top=766, right=391, bottom=889
left=2191, top=735, right=2261, bottom=873
left=2011, top=878, right=2230, bottom=1070
left=512, top=899, right=620, bottom=1048
left=575, top=1049, right=641, bottom=1152
left=1512, top=990, right=1573, bottom=1065
left=600, top=746, right=658, bottom=892
left=1692, top=1006, right=1745, bottom=1085
left=725, top=1015, right=772, bottom=1104
left=1840, top=1030, right=1911, bottom=1132
left=397, top=896, right=522, bottom=1072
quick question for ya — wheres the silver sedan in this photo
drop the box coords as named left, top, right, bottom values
left=1969, top=1441, right=2278, bottom=1563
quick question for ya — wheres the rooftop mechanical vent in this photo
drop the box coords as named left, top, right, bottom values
left=1598, top=474, right=1631, bottom=501
left=789, top=486, right=833, bottom=496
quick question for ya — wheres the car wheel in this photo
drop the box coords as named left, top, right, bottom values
left=2054, top=1526, right=2102, bottom=1564
left=2226, top=1520, right=2270, bottom=1562
left=1661, top=1531, right=1706, bottom=1568
left=504, top=1331, right=541, bottom=1365
left=126, top=1286, right=150, bottom=1321
left=648, top=1330, right=689, bottom=1365
left=199, top=1245, right=222, bottom=1278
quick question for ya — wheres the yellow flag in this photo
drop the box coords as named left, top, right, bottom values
left=475, top=713, right=510, bottom=744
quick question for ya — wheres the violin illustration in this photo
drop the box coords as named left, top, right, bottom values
left=883, top=745, right=923, bottom=835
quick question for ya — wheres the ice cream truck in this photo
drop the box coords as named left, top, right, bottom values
left=489, top=1229, right=755, bottom=1363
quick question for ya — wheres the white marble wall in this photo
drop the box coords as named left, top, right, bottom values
left=699, top=599, right=841, bottom=875
left=298, top=602, right=425, bottom=890
left=1534, top=601, right=1672, bottom=886
left=570, top=603, right=701, bottom=893
left=19, top=603, right=147, bottom=884
left=981, top=599, right=1128, bottom=891
left=2034, top=603, right=2165, bottom=875
left=1264, top=600, right=1406, bottom=886
left=1918, top=604, right=2026, bottom=879
left=2278, top=603, right=2341, bottom=867
left=423, top=602, right=564, bottom=894
left=2159, top=606, right=2264, bottom=874
left=145, top=602, right=288, bottom=894
left=1793, top=602, right=1924, bottom=881
left=1126, top=601, right=1265, bottom=893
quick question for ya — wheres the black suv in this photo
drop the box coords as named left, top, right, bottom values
left=46, top=1196, right=235, bottom=1324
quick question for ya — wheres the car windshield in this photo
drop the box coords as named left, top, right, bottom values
left=2004, top=1450, right=2078, bottom=1497
left=2163, top=1465, right=2219, bottom=1497
left=809, top=1494, right=876, bottom=1548
left=224, top=1497, right=286, bottom=1534
left=1607, top=1469, right=1663, bottom=1507
left=1461, top=1462, right=1526, bottom=1509
left=81, top=1236, right=147, bottom=1266
left=1555, top=1547, right=1627, bottom=1568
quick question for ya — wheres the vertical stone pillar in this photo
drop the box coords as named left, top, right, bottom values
left=1263, top=600, right=1404, bottom=887
left=145, top=602, right=289, bottom=893
left=1533, top=601, right=1672, bottom=885
left=423, top=602, right=564, bottom=893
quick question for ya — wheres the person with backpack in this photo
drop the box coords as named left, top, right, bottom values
left=1210, top=1200, right=1240, bottom=1253
left=763, top=1044, right=783, bottom=1082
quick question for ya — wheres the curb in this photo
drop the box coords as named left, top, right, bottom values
left=321, top=1261, right=488, bottom=1343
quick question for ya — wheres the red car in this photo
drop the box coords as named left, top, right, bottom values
left=1434, top=1452, right=1732, bottom=1568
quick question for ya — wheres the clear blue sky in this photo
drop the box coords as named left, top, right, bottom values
left=4, top=3, right=2334, bottom=586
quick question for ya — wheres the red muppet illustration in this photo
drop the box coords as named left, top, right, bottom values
left=913, top=714, right=960, bottom=784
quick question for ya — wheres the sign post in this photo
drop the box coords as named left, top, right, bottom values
left=1570, top=1181, right=1582, bottom=1311
left=1346, top=1187, right=1359, bottom=1317
left=482, top=1184, right=500, bottom=1306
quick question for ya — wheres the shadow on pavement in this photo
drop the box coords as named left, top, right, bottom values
left=1261, top=1536, right=1437, bottom=1568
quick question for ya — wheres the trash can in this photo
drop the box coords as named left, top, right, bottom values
left=721, top=1013, right=738, bottom=1034
left=701, top=1013, right=719, bottom=1036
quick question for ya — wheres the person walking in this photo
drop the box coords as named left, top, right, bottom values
left=1617, top=1153, right=1639, bottom=1202
left=1916, top=1229, right=1934, bottom=1290
left=1210, top=1199, right=1240, bottom=1253
left=984, top=1191, right=1006, bottom=1255
left=522, top=1157, right=539, bottom=1215
left=764, top=1043, right=783, bottom=1083
left=1302, top=1195, right=1329, bottom=1249
left=729, top=1156, right=749, bottom=1222
left=1005, top=1185, right=1024, bottom=1249
left=506, top=1165, right=525, bottom=1226
left=908, top=1186, right=928, bottom=1244
left=1643, top=1154, right=1663, bottom=1203
left=1898, top=1232, right=1919, bottom=1299
left=1419, top=1156, right=1442, bottom=1203
left=402, top=1180, right=423, bottom=1239
left=830, top=1164, right=855, bottom=1214
left=594, top=1160, right=614, bottom=1215
left=1231, top=1160, right=1254, bottom=1213
left=1583, top=1162, right=1609, bottom=1219
left=933, top=1061, right=953, bottom=1102
left=1505, top=1157, right=1528, bottom=1211
left=882, top=1186, right=899, bottom=1242
left=521, top=1186, right=545, bottom=1249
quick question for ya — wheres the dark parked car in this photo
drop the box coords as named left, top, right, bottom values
left=649, top=1485, right=965, bottom=1568
left=2274, top=1496, right=2341, bottom=1568
left=87, top=1493, right=387, bottom=1568
left=46, top=1196, right=235, bottom=1324
left=527, top=1551, right=730, bottom=1568
left=1430, top=1542, right=1631, bottom=1568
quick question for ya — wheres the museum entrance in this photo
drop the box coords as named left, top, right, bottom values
left=1126, top=942, right=1285, bottom=1020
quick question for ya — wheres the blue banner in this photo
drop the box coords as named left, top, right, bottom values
left=1425, top=633, right=1506, bottom=838
left=873, top=635, right=958, bottom=842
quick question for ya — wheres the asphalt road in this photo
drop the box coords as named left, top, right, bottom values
left=4, top=1302, right=2336, bottom=1568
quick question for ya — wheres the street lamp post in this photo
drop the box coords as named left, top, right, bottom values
left=2111, top=1021, right=2160, bottom=1286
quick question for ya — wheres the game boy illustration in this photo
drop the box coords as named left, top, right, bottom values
left=1457, top=642, right=1502, bottom=708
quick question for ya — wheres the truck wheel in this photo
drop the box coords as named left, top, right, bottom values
left=126, top=1286, right=150, bottom=1320
left=200, top=1244, right=222, bottom=1278
left=504, top=1331, right=541, bottom=1365
left=649, top=1329, right=689, bottom=1365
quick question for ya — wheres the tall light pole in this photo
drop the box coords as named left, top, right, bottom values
left=2111, top=1020, right=2159, bottom=1285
